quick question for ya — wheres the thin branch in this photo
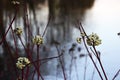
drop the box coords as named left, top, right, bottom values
left=55, top=45, right=67, bottom=80
left=77, top=21, right=104, bottom=80
left=93, top=46, right=108, bottom=80
left=112, top=69, right=120, bottom=80
left=0, top=9, right=17, bottom=45
left=42, top=15, right=51, bottom=37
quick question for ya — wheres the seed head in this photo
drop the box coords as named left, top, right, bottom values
left=86, top=33, right=101, bottom=46
left=14, top=27, right=22, bottom=36
left=12, top=1, right=20, bottom=5
left=76, top=37, right=81, bottom=44
left=32, top=35, right=43, bottom=45
left=81, top=33, right=85, bottom=37
left=16, top=57, right=30, bottom=69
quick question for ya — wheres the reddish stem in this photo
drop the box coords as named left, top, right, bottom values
left=10, top=26, right=19, bottom=57
left=0, top=9, right=17, bottom=45
left=32, top=70, right=36, bottom=80
left=42, top=16, right=51, bottom=37
left=18, top=36, right=40, bottom=77
left=25, top=66, right=29, bottom=80
left=55, top=45, right=67, bottom=80
left=3, top=39, right=19, bottom=78
left=112, top=69, right=120, bottom=80
left=37, top=45, right=40, bottom=80
left=77, top=22, right=103, bottom=80
left=93, top=46, right=108, bottom=80
left=22, top=69, right=24, bottom=80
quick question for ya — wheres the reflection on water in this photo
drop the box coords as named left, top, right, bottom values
left=1, top=0, right=120, bottom=79
left=82, top=0, right=120, bottom=79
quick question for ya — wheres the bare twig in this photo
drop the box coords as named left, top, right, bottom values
left=55, top=45, right=67, bottom=80
left=42, top=15, right=51, bottom=37
left=77, top=21, right=104, bottom=80
left=112, top=69, right=120, bottom=80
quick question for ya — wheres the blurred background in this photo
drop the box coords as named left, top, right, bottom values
left=0, top=0, right=120, bottom=80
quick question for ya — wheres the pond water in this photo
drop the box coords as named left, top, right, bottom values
left=2, top=0, right=120, bottom=80
left=41, top=0, right=120, bottom=79
left=77, top=0, right=120, bottom=79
